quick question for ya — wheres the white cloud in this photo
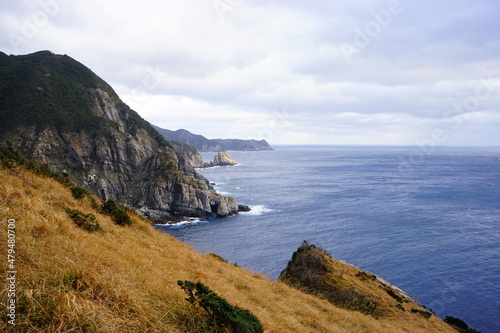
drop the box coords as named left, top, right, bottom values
left=1, top=0, right=499, bottom=146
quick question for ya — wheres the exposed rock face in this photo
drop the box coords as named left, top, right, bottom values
left=171, top=141, right=206, bottom=169
left=0, top=51, right=239, bottom=221
left=153, top=126, right=274, bottom=152
left=198, top=151, right=238, bottom=168
left=213, top=152, right=238, bottom=166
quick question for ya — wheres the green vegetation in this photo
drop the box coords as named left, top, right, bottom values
left=445, top=316, right=482, bottom=333
left=0, top=51, right=171, bottom=148
left=63, top=207, right=103, bottom=233
left=178, top=280, right=264, bottom=333
left=209, top=253, right=229, bottom=263
left=385, top=288, right=404, bottom=303
left=71, top=186, right=88, bottom=199
left=411, top=308, right=432, bottom=319
left=101, top=199, right=132, bottom=226
left=0, top=51, right=104, bottom=133
left=0, top=144, right=70, bottom=185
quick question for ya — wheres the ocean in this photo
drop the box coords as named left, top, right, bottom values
left=156, top=146, right=500, bottom=333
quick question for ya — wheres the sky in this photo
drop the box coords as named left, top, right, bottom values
left=1, top=0, right=500, bottom=146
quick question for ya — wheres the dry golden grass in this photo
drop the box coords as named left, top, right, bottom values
left=0, top=166, right=457, bottom=332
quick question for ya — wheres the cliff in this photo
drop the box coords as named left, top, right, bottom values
left=152, top=126, right=274, bottom=152
left=0, top=51, right=239, bottom=221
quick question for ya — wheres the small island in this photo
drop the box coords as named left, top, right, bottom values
left=201, top=152, right=238, bottom=168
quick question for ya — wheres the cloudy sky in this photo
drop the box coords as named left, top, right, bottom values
left=2, top=0, right=500, bottom=146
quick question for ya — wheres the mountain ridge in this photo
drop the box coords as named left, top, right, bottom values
left=0, top=50, right=240, bottom=221
left=152, top=125, right=274, bottom=152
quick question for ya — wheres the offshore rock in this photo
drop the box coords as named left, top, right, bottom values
left=213, top=152, right=238, bottom=166
left=0, top=51, right=239, bottom=222
left=238, top=204, right=251, bottom=212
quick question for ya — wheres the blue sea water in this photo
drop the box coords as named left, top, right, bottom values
left=156, top=146, right=500, bottom=333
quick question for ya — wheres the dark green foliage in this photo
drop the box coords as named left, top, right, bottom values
left=0, top=51, right=172, bottom=147
left=71, top=186, right=88, bottom=199
left=101, top=199, right=132, bottom=226
left=177, top=280, right=264, bottom=333
left=385, top=288, right=403, bottom=303
left=111, top=208, right=132, bottom=226
left=279, top=241, right=379, bottom=315
left=395, top=303, right=405, bottom=312
left=411, top=308, right=432, bottom=319
left=445, top=316, right=482, bottom=333
left=0, top=51, right=104, bottom=133
left=209, top=253, right=229, bottom=263
left=64, top=208, right=103, bottom=233
left=445, top=316, right=469, bottom=330
left=0, top=145, right=70, bottom=186
left=0, top=144, right=30, bottom=169
left=101, top=199, right=119, bottom=214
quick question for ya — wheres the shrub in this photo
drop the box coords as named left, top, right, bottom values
left=64, top=208, right=103, bottom=233
left=177, top=280, right=263, bottom=333
left=444, top=316, right=482, bottom=333
left=209, top=253, right=229, bottom=263
left=111, top=208, right=132, bottom=226
left=101, top=199, right=119, bottom=214
left=71, top=186, right=87, bottom=199
left=101, top=199, right=132, bottom=226
left=411, top=308, right=432, bottom=319
left=385, top=288, right=403, bottom=303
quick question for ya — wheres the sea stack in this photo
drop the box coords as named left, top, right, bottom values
left=213, top=152, right=238, bottom=166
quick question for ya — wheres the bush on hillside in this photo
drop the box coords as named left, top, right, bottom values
left=101, top=199, right=132, bottom=226
left=411, top=308, right=432, bottom=319
left=64, top=208, right=103, bottom=233
left=177, top=280, right=263, bottom=333
left=71, top=186, right=88, bottom=199
left=445, top=316, right=482, bottom=333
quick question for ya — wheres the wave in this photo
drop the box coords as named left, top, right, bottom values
left=239, top=205, right=277, bottom=216
left=155, top=218, right=206, bottom=228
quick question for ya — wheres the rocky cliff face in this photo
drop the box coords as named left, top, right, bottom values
left=212, top=152, right=238, bottom=166
left=0, top=51, right=239, bottom=221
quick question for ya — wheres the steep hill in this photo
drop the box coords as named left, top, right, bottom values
left=0, top=162, right=459, bottom=333
left=152, top=126, right=274, bottom=152
left=0, top=51, right=239, bottom=221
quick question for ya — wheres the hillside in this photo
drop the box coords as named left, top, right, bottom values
left=0, top=51, right=239, bottom=222
left=0, top=161, right=458, bottom=332
left=152, top=126, right=274, bottom=152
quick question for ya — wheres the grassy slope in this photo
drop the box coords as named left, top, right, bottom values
left=0, top=166, right=457, bottom=333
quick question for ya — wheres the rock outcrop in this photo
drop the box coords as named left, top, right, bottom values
left=198, top=152, right=239, bottom=168
left=279, top=241, right=434, bottom=318
left=0, top=51, right=239, bottom=221
left=212, top=152, right=238, bottom=166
